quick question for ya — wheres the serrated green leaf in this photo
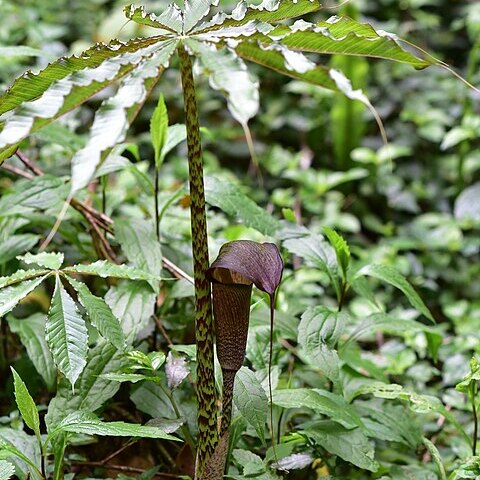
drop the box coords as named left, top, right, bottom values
left=124, top=4, right=182, bottom=33
left=45, top=274, right=88, bottom=386
left=8, top=314, right=56, bottom=390
left=65, top=260, right=160, bottom=294
left=11, top=369, right=40, bottom=438
left=0, top=275, right=48, bottom=317
left=356, top=263, right=434, bottom=322
left=235, top=40, right=338, bottom=91
left=0, top=37, right=172, bottom=163
left=0, top=269, right=49, bottom=290
left=233, top=367, right=268, bottom=443
left=0, top=460, right=15, bottom=480
left=323, top=227, right=350, bottom=280
left=205, top=176, right=280, bottom=235
left=70, top=40, right=177, bottom=193
left=101, top=373, right=153, bottom=383
left=265, top=17, right=431, bottom=69
left=150, top=94, right=169, bottom=168
left=188, top=39, right=259, bottom=124
left=194, top=0, right=322, bottom=34
left=184, top=0, right=218, bottom=33
left=50, top=411, right=178, bottom=441
left=46, top=340, right=129, bottom=430
left=0, top=235, right=39, bottom=265
left=272, top=389, right=363, bottom=429
left=18, top=252, right=64, bottom=270
left=303, top=421, right=378, bottom=471
left=115, top=218, right=162, bottom=278
left=66, top=276, right=125, bottom=350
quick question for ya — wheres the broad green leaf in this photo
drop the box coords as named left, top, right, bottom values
left=323, top=227, right=350, bottom=280
left=100, top=373, right=153, bottom=383
left=0, top=275, right=48, bottom=317
left=0, top=269, right=49, bottom=289
left=45, top=274, right=88, bottom=386
left=233, top=367, right=268, bottom=443
left=454, top=183, right=480, bottom=223
left=0, top=37, right=172, bottom=163
left=234, top=40, right=338, bottom=91
left=232, top=449, right=265, bottom=476
left=124, top=3, right=182, bottom=33
left=11, top=369, right=40, bottom=438
left=105, top=282, right=156, bottom=339
left=115, top=218, right=162, bottom=278
left=205, top=176, right=280, bottom=235
left=456, top=357, right=480, bottom=393
left=272, top=389, right=363, bottom=429
left=50, top=411, right=178, bottom=441
left=131, top=381, right=176, bottom=419
left=0, top=175, right=69, bottom=216
left=8, top=314, right=56, bottom=390
left=65, top=260, right=160, bottom=294
left=302, top=422, right=378, bottom=471
left=46, top=340, right=129, bottom=430
left=299, top=306, right=345, bottom=348
left=356, top=264, right=434, bottom=322
left=265, top=17, right=431, bottom=69
left=0, top=460, right=15, bottom=480
left=0, top=46, right=50, bottom=58
left=66, top=276, right=125, bottom=350
left=184, top=0, right=217, bottom=33
left=0, top=235, right=39, bottom=265
left=150, top=94, right=169, bottom=167
left=161, top=124, right=187, bottom=159
left=70, top=40, right=178, bottom=193
left=188, top=39, right=258, bottom=124
left=0, top=430, right=42, bottom=480
left=18, top=252, right=64, bottom=270
left=194, top=0, right=322, bottom=34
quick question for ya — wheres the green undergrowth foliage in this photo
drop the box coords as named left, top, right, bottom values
left=0, top=0, right=479, bottom=479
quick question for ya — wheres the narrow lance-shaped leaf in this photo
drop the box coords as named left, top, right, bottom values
left=66, top=276, right=125, bottom=350
left=0, top=275, right=48, bottom=317
left=193, top=0, right=322, bottom=35
left=184, top=0, right=219, bottom=33
left=11, top=369, right=41, bottom=439
left=45, top=274, right=88, bottom=386
left=0, top=269, right=49, bottom=289
left=70, top=39, right=178, bottom=193
left=150, top=94, right=169, bottom=168
left=323, top=227, right=350, bottom=281
left=124, top=4, right=181, bottom=33
left=0, top=37, right=170, bottom=163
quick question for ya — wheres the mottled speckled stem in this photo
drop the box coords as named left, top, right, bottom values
left=178, top=43, right=218, bottom=476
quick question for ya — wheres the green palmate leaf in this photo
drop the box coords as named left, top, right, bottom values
left=150, top=94, right=169, bottom=167
left=233, top=367, right=268, bottom=443
left=124, top=4, right=182, bottom=33
left=187, top=39, right=259, bottom=124
left=323, top=227, right=350, bottom=280
left=11, top=369, right=41, bottom=439
left=0, top=235, right=39, bottom=265
left=18, top=252, right=64, bottom=270
left=263, top=17, right=431, bottom=69
left=115, top=218, right=162, bottom=278
left=356, top=264, right=434, bottom=322
left=50, top=411, right=179, bottom=441
left=234, top=40, right=338, bottom=91
left=0, top=460, right=15, bottom=480
left=8, top=314, right=56, bottom=390
left=66, top=276, right=125, bottom=350
left=272, top=389, right=363, bottom=429
left=45, top=274, right=88, bottom=386
left=302, top=422, right=378, bottom=471
left=205, top=176, right=280, bottom=235
left=0, top=275, right=48, bottom=317
left=184, top=0, right=218, bottom=33
left=194, top=0, right=322, bottom=35
left=0, top=37, right=172, bottom=163
left=65, top=260, right=160, bottom=294
left=46, top=340, right=129, bottom=430
left=0, top=269, right=49, bottom=289
left=70, top=39, right=178, bottom=193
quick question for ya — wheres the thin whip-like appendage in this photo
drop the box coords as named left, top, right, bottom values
left=399, top=39, right=480, bottom=95
left=39, top=194, right=73, bottom=251
left=178, top=43, right=218, bottom=477
left=269, top=295, right=279, bottom=466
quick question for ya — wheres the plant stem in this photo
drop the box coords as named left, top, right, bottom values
left=471, top=381, right=478, bottom=455
left=155, top=166, right=160, bottom=240
left=177, top=43, right=218, bottom=475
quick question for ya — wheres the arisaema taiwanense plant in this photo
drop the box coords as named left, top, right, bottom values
left=0, top=0, right=470, bottom=476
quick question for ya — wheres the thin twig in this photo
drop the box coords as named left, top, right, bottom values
left=71, top=461, right=182, bottom=478
left=162, top=257, right=194, bottom=284
left=16, top=150, right=44, bottom=176
left=100, top=440, right=137, bottom=465
left=153, top=314, right=174, bottom=346
left=1, top=163, right=34, bottom=179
